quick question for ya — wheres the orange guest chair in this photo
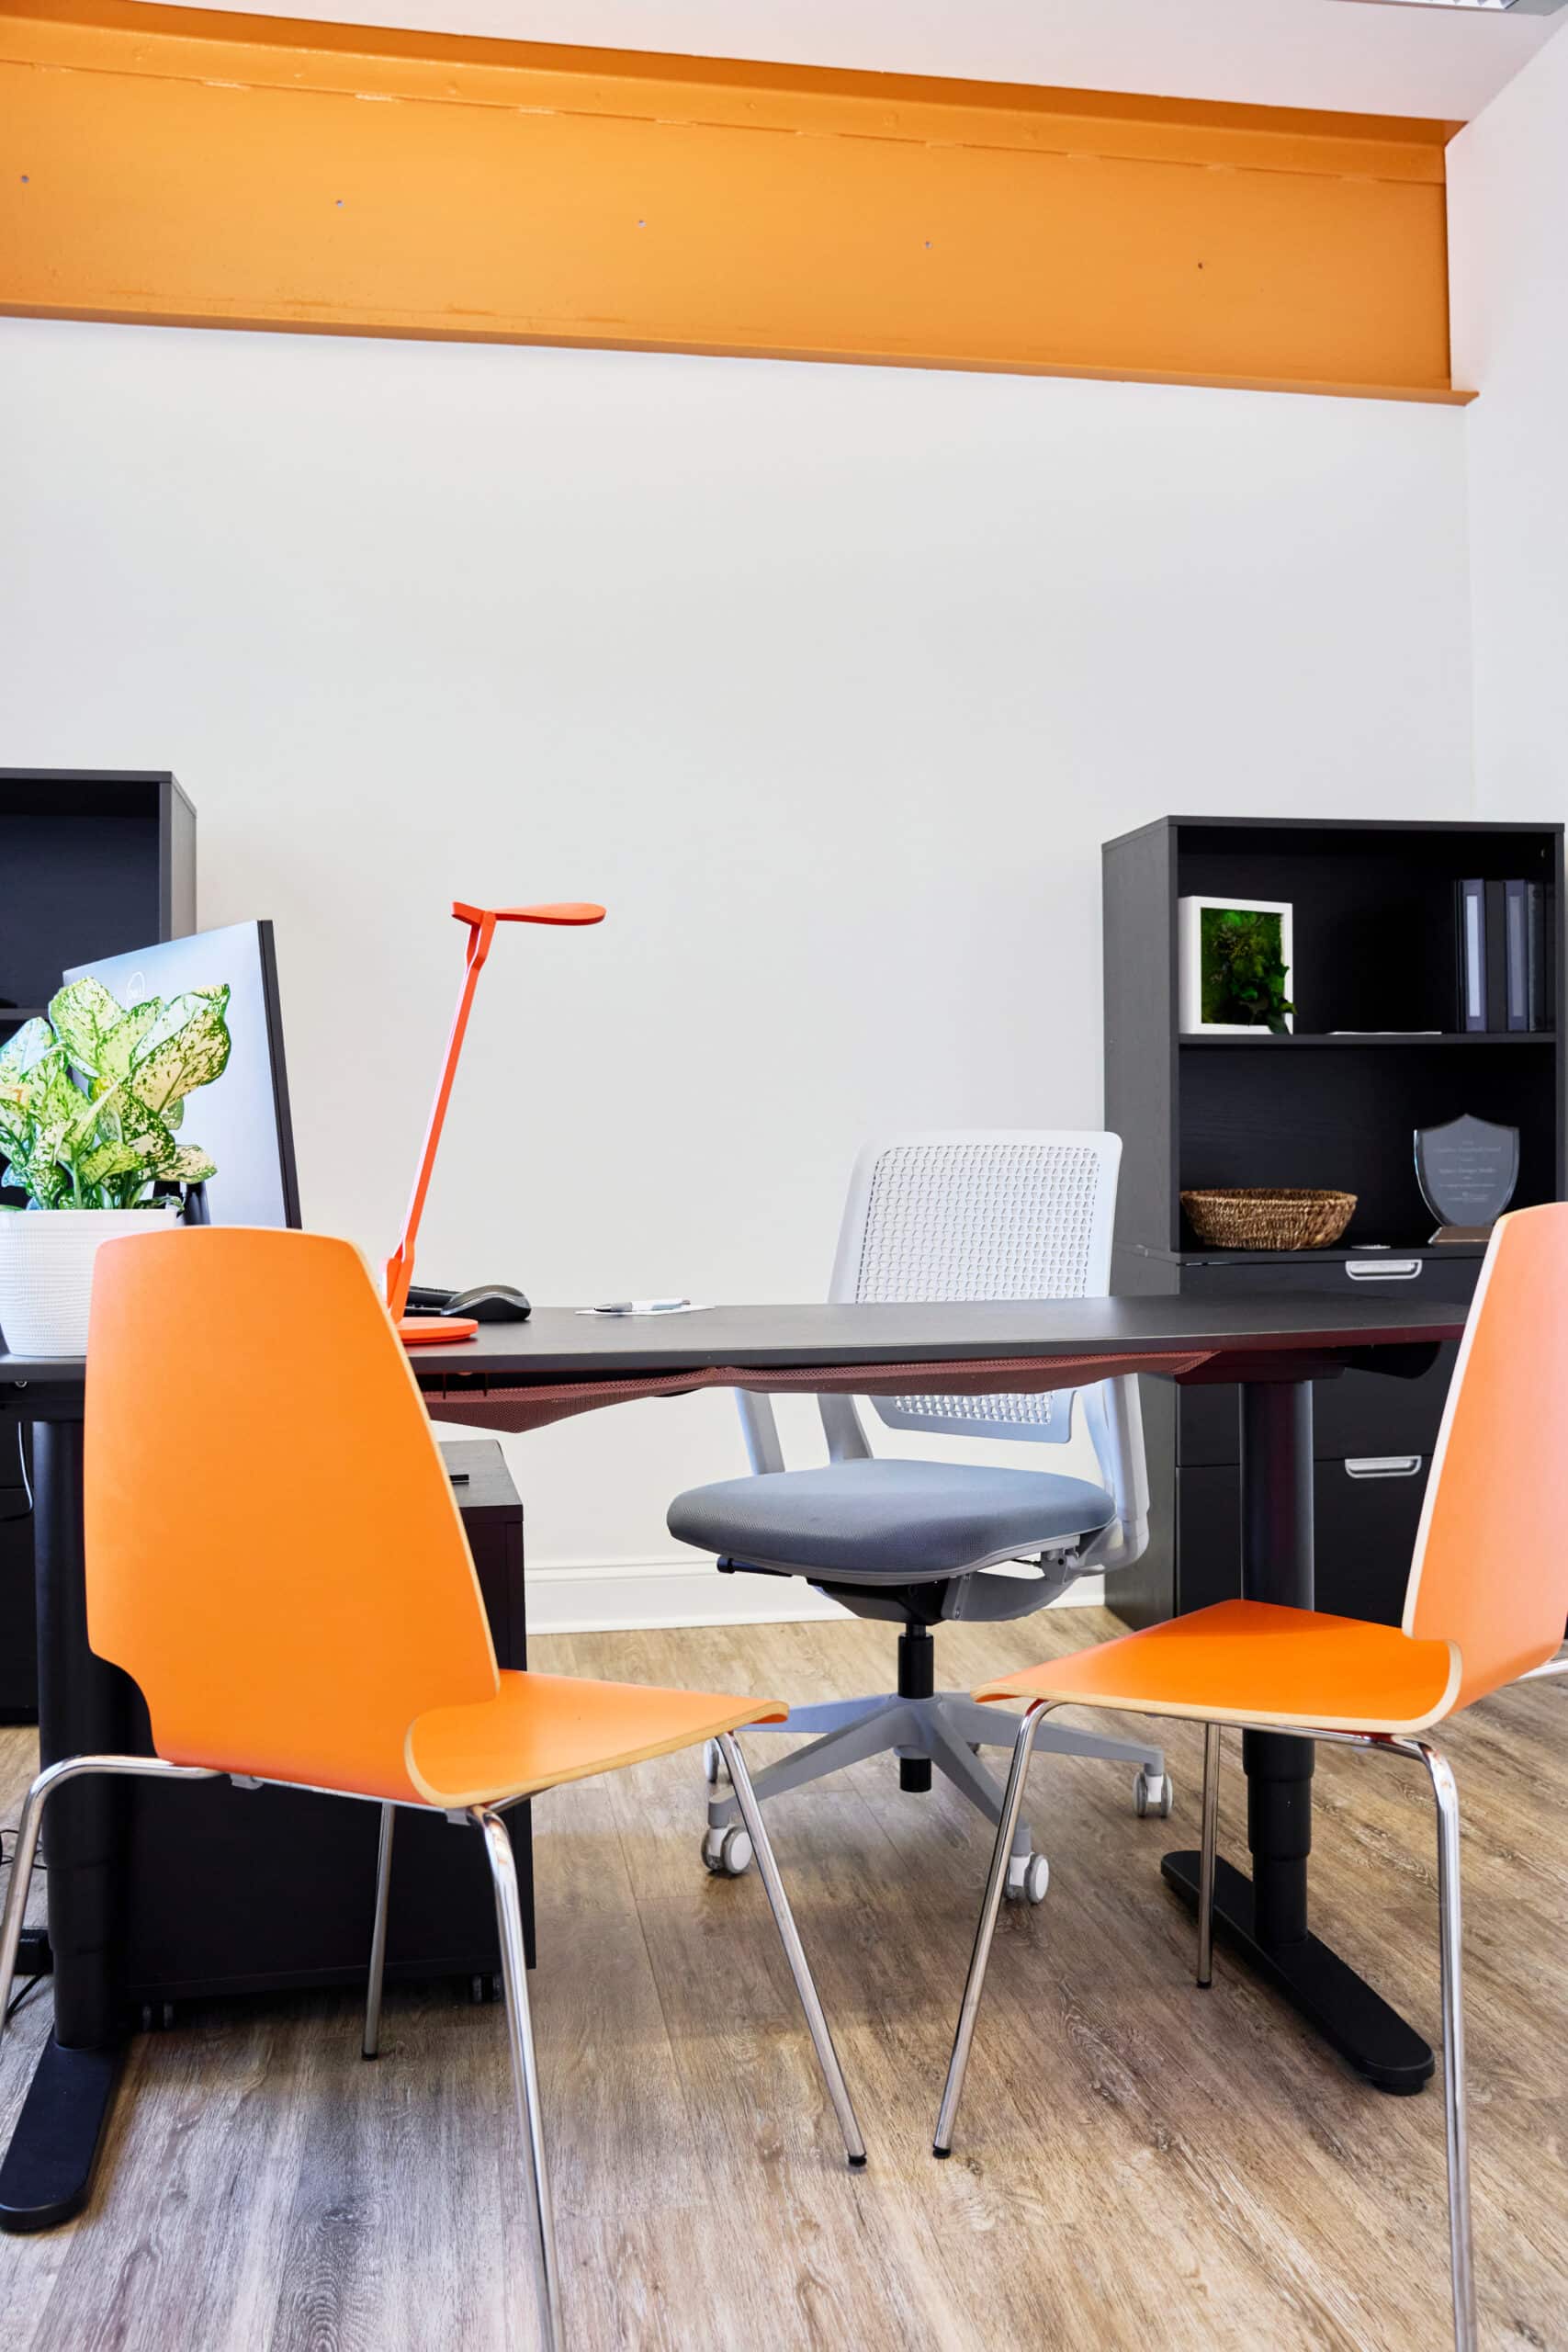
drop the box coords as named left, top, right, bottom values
left=0, top=1227, right=865, bottom=2352
left=932, top=1202, right=1568, bottom=2352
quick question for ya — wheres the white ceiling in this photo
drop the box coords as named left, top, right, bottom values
left=141, top=0, right=1559, bottom=119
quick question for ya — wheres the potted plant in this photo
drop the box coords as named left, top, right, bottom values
left=0, top=975, right=231, bottom=1355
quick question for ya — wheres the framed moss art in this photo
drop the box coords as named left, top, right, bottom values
left=1178, top=896, right=1294, bottom=1034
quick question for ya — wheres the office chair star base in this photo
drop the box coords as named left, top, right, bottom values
left=704, top=1688, right=1167, bottom=1897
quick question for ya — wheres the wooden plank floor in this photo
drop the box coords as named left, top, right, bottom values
left=0, top=1609, right=1564, bottom=2351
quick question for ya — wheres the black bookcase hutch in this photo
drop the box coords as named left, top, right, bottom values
left=1103, top=815, right=1566, bottom=1632
left=0, top=771, right=197, bottom=1719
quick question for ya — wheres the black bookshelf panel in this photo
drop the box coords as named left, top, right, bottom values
left=1179, top=1038, right=1557, bottom=1248
left=0, top=771, right=196, bottom=1720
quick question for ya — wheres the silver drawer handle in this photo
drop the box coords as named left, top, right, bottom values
left=1345, top=1259, right=1423, bottom=1282
left=1345, top=1455, right=1423, bottom=1479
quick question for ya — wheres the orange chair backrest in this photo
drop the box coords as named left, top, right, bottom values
left=1404, top=1202, right=1568, bottom=1709
left=85, top=1227, right=500, bottom=1802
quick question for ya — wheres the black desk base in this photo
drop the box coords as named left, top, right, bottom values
left=0, top=2041, right=122, bottom=2233
left=1156, top=1370, right=1435, bottom=2098
left=1160, top=1851, right=1433, bottom=2095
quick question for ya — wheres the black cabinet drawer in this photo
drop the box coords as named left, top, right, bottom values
left=1178, top=1453, right=1429, bottom=1629
left=1179, top=1343, right=1459, bottom=1465
left=1175, top=1254, right=1473, bottom=1468
left=1176, top=1256, right=1480, bottom=1305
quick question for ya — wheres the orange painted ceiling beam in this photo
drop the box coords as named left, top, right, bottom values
left=0, top=0, right=1472, bottom=402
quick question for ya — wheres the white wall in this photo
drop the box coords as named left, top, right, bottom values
left=0, top=319, right=1474, bottom=1623
left=1449, top=19, right=1568, bottom=830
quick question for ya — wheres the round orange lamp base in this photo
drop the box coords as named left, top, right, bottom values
left=398, top=1315, right=479, bottom=1348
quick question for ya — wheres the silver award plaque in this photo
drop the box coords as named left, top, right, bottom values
left=1414, top=1113, right=1520, bottom=1244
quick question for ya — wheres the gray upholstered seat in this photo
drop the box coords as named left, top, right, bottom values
left=667, top=1458, right=1114, bottom=1585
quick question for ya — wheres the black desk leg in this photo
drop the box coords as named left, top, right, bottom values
left=1161, top=1379, right=1435, bottom=2096
left=0, top=1421, right=130, bottom=2233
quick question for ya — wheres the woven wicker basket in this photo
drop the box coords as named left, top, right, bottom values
left=1180, top=1187, right=1356, bottom=1251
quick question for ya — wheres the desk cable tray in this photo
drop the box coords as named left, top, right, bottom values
left=414, top=1350, right=1215, bottom=1435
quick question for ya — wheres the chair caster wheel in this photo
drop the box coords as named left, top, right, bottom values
left=1134, top=1770, right=1174, bottom=1819
left=703, top=1738, right=732, bottom=1788
left=1003, top=1852, right=1049, bottom=1905
left=702, top=1825, right=753, bottom=1877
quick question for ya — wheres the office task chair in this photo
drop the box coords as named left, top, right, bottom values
left=0, top=1228, right=863, bottom=2352
left=934, top=1202, right=1568, bottom=2352
left=668, top=1133, right=1168, bottom=1903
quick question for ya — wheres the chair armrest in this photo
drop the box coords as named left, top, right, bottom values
left=734, top=1390, right=786, bottom=1475
left=1077, top=1376, right=1150, bottom=1573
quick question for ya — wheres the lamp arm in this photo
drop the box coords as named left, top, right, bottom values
left=385, top=909, right=497, bottom=1321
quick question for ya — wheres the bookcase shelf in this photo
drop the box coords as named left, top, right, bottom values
left=1179, top=1030, right=1556, bottom=1047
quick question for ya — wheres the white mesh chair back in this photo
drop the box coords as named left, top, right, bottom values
left=828, top=1132, right=1122, bottom=1445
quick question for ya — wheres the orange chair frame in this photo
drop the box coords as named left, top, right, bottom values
left=0, top=1227, right=864, bottom=2352
left=933, top=1203, right=1568, bottom=2352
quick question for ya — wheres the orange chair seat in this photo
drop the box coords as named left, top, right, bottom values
left=407, top=1670, right=787, bottom=1810
left=976, top=1600, right=1461, bottom=1737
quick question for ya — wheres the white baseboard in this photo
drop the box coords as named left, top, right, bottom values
left=526, top=1556, right=1106, bottom=1636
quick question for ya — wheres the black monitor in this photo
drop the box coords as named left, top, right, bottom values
left=65, top=919, right=301, bottom=1227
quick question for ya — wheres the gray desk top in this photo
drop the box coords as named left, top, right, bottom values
left=405, top=1295, right=1466, bottom=1382
left=0, top=1293, right=1468, bottom=1395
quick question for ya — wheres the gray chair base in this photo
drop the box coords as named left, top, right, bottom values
left=703, top=1685, right=1169, bottom=1895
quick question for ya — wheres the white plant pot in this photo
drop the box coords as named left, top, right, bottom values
left=0, top=1204, right=183, bottom=1358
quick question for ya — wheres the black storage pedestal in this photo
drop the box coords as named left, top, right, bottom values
left=0, top=1437, right=529, bottom=2236
left=122, top=1440, right=532, bottom=2007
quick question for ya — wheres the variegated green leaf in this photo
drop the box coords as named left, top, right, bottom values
left=48, top=978, right=128, bottom=1080
left=95, top=1001, right=163, bottom=1092
left=75, top=1138, right=148, bottom=1190
left=114, top=1104, right=180, bottom=1176
left=160, top=1145, right=216, bottom=1185
left=0, top=1019, right=56, bottom=1086
left=130, top=988, right=231, bottom=1120
left=0, top=1084, right=30, bottom=1147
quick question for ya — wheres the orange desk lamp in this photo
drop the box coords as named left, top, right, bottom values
left=387, top=899, right=606, bottom=1347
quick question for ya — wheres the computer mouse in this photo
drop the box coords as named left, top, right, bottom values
left=449, top=1283, right=532, bottom=1323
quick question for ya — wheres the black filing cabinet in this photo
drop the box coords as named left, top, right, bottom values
left=1102, top=814, right=1565, bottom=1633
left=119, top=1441, right=533, bottom=2010
left=1111, top=1250, right=1470, bottom=1629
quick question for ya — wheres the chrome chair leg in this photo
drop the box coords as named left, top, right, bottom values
left=362, top=1802, right=396, bottom=2060
left=477, top=1807, right=563, bottom=2352
left=1197, top=1724, right=1220, bottom=1989
left=932, top=1701, right=1051, bottom=2156
left=0, top=1753, right=219, bottom=2045
left=0, top=1773, right=50, bottom=2041
left=1416, top=1742, right=1477, bottom=2352
left=717, top=1734, right=867, bottom=2169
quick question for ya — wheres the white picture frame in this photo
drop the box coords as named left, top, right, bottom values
left=1179, top=896, right=1294, bottom=1035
